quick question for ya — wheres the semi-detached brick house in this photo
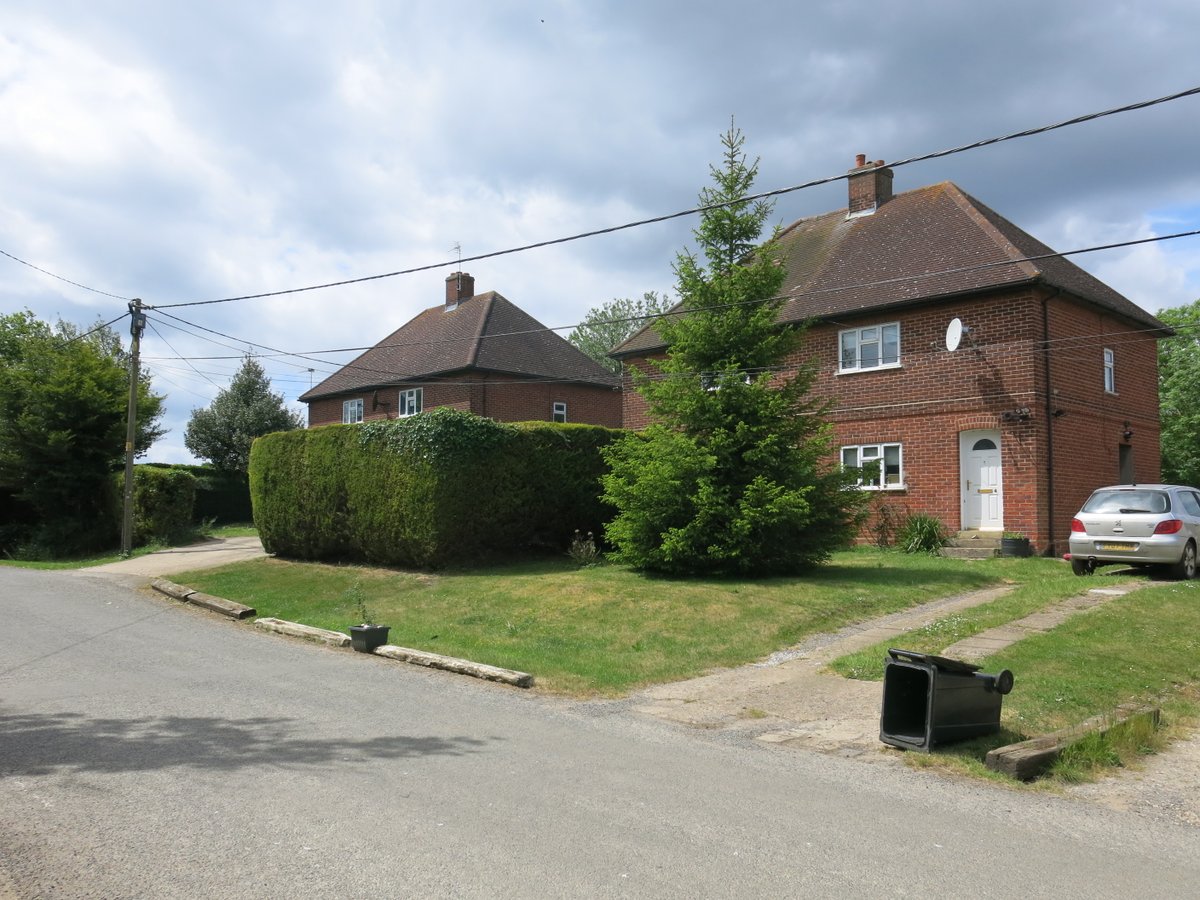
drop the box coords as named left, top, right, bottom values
left=301, top=272, right=622, bottom=428
left=612, top=155, right=1172, bottom=556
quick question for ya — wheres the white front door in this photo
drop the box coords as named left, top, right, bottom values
left=961, top=430, right=1003, bottom=530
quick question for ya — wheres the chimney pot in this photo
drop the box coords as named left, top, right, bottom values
left=855, top=153, right=866, bottom=167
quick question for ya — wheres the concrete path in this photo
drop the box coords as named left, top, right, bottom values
left=631, top=584, right=1016, bottom=759
left=632, top=581, right=1149, bottom=760
left=71, top=535, right=267, bottom=578
left=944, top=584, right=1142, bottom=662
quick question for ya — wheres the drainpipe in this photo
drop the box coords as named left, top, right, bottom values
left=1042, top=289, right=1062, bottom=557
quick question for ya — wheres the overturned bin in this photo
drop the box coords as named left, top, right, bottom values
left=880, top=649, right=1014, bottom=751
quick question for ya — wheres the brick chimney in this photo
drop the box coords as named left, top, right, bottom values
left=445, top=271, right=475, bottom=310
left=847, top=154, right=893, bottom=216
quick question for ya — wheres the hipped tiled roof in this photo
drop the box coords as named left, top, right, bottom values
left=301, top=290, right=617, bottom=401
left=614, top=181, right=1169, bottom=356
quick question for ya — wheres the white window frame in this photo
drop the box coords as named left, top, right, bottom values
left=552, top=401, right=567, bottom=423
left=839, top=322, right=900, bottom=373
left=343, top=398, right=364, bottom=424
left=1103, top=348, right=1115, bottom=393
left=841, top=442, right=904, bottom=490
left=398, top=387, right=423, bottom=418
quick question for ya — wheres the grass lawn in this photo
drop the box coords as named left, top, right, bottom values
left=172, top=548, right=1076, bottom=696
left=831, top=572, right=1200, bottom=782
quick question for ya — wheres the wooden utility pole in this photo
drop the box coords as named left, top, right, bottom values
left=120, top=298, right=146, bottom=557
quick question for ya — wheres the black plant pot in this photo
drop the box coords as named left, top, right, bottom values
left=349, top=624, right=390, bottom=653
left=1000, top=537, right=1032, bottom=558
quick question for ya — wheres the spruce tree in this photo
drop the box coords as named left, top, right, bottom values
left=601, top=125, right=862, bottom=575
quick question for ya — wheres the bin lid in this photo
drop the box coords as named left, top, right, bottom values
left=887, top=648, right=981, bottom=674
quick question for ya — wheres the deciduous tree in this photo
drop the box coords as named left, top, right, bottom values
left=569, top=291, right=671, bottom=373
left=185, top=356, right=304, bottom=473
left=1158, top=299, right=1200, bottom=486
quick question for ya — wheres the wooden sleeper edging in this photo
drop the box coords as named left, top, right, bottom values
left=984, top=703, right=1161, bottom=781
left=151, top=578, right=256, bottom=620
left=254, top=618, right=351, bottom=647
left=372, top=644, right=534, bottom=688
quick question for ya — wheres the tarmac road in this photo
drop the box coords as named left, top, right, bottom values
left=2, top=565, right=1198, bottom=898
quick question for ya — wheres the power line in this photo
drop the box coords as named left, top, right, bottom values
left=144, top=319, right=223, bottom=390
left=136, top=226, right=1198, bottom=380
left=146, top=85, right=1200, bottom=311
left=0, top=248, right=132, bottom=300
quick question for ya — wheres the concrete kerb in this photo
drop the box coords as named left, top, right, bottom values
left=151, top=579, right=534, bottom=688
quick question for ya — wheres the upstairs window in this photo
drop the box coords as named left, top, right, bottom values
left=1103, top=348, right=1115, bottom=393
left=840, top=323, right=900, bottom=373
left=842, top=442, right=903, bottom=489
left=343, top=398, right=364, bottom=424
left=552, top=401, right=567, bottom=423
left=398, top=388, right=423, bottom=418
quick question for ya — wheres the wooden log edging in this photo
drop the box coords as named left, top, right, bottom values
left=374, top=645, right=535, bottom=688
left=985, top=703, right=1161, bottom=781
left=254, top=618, right=351, bottom=647
left=151, top=578, right=256, bottom=619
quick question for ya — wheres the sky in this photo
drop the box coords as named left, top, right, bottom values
left=3, top=1, right=1199, bottom=464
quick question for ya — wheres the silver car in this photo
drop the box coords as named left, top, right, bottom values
left=1068, top=484, right=1200, bottom=578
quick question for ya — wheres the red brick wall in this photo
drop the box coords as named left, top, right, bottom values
left=306, top=374, right=621, bottom=428
left=617, top=287, right=1161, bottom=554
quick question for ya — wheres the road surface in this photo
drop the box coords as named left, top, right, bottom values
left=1, top=567, right=1196, bottom=898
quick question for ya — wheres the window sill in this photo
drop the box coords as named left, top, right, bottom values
left=837, top=364, right=902, bottom=376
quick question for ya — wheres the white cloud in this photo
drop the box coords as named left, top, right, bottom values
left=2, top=0, right=1199, bottom=464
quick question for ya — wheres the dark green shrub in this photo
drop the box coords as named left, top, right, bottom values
left=897, top=513, right=949, bottom=554
left=141, top=463, right=252, bottom=524
left=116, top=466, right=197, bottom=547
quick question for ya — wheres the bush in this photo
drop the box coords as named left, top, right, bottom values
left=897, top=514, right=949, bottom=554
left=141, top=463, right=252, bottom=524
left=115, top=466, right=197, bottom=547
left=249, top=408, right=621, bottom=568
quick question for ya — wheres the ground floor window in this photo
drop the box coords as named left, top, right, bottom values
left=841, top=442, right=903, bottom=489
left=343, top=398, right=364, bottom=424
left=398, top=387, right=423, bottom=417
left=552, top=401, right=567, bottom=423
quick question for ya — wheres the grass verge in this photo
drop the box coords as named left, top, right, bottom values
left=841, top=577, right=1200, bottom=783
left=174, top=548, right=1063, bottom=696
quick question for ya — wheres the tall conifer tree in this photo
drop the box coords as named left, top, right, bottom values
left=602, top=125, right=862, bottom=574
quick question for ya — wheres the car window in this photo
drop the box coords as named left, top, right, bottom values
left=1178, top=491, right=1200, bottom=518
left=1082, top=490, right=1170, bottom=514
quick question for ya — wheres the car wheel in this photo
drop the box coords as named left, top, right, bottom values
left=1071, top=557, right=1095, bottom=576
left=1169, top=541, right=1197, bottom=580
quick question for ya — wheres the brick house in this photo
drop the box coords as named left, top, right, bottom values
left=301, top=272, right=622, bottom=428
left=613, top=156, right=1172, bottom=555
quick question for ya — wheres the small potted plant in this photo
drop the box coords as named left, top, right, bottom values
left=346, top=582, right=390, bottom=652
left=1000, top=532, right=1032, bottom=557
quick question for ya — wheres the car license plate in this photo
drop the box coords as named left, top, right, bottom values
left=1098, top=542, right=1135, bottom=551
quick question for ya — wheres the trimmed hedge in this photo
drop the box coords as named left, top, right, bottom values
left=249, top=407, right=620, bottom=568
left=141, top=463, right=252, bottom=524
